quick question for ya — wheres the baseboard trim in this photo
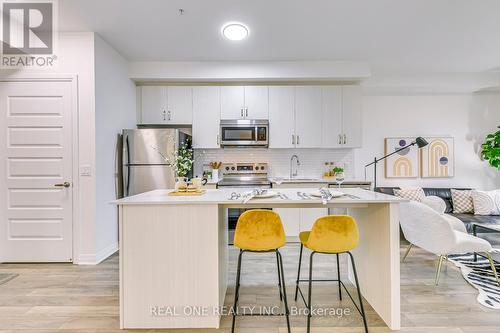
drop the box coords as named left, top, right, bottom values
left=77, top=242, right=118, bottom=265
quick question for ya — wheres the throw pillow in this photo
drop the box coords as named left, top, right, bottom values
left=451, top=189, right=474, bottom=213
left=472, top=190, right=500, bottom=215
left=394, top=188, right=426, bottom=202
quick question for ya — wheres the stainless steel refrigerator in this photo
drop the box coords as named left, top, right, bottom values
left=121, top=128, right=192, bottom=197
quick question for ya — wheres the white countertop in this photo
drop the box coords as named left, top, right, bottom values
left=114, top=187, right=403, bottom=205
left=269, top=177, right=371, bottom=184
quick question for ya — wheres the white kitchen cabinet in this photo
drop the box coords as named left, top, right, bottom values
left=139, top=86, right=193, bottom=125
left=244, top=86, right=269, bottom=119
left=269, top=86, right=295, bottom=148
left=140, top=86, right=165, bottom=124
left=220, top=86, right=245, bottom=119
left=166, top=86, right=193, bottom=124
left=299, top=208, right=328, bottom=232
left=295, top=86, right=323, bottom=148
left=274, top=208, right=300, bottom=238
left=220, top=86, right=269, bottom=119
left=321, top=86, right=343, bottom=148
left=192, top=86, right=221, bottom=149
left=341, top=86, right=362, bottom=148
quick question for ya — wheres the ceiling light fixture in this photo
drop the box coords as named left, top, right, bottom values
left=222, top=22, right=249, bottom=41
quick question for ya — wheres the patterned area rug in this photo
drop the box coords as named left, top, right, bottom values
left=449, top=251, right=500, bottom=309
left=0, top=273, right=18, bottom=285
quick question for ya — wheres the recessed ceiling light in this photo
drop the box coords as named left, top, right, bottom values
left=222, top=22, right=249, bottom=41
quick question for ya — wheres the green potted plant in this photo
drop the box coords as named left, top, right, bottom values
left=332, top=166, right=344, bottom=176
left=481, top=126, right=500, bottom=170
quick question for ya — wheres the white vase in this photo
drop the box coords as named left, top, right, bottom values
left=211, top=169, right=219, bottom=182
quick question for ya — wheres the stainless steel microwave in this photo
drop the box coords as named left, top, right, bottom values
left=220, top=119, right=269, bottom=147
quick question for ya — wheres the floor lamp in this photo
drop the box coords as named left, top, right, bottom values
left=365, top=137, right=429, bottom=190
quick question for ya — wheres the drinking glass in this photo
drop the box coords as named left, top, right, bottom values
left=335, top=172, right=345, bottom=190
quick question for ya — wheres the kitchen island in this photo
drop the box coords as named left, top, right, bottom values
left=115, top=188, right=404, bottom=330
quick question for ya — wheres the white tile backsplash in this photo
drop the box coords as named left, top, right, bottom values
left=194, top=148, right=355, bottom=179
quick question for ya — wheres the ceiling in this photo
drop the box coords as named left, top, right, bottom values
left=58, top=0, right=500, bottom=74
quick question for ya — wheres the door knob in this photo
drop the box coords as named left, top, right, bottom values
left=54, top=182, right=71, bottom=188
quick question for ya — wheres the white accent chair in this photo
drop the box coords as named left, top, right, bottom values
left=399, top=200, right=499, bottom=285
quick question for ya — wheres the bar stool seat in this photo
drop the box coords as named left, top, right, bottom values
left=295, top=215, right=369, bottom=333
left=231, top=210, right=291, bottom=333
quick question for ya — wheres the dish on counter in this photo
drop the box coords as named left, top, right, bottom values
left=252, top=190, right=279, bottom=199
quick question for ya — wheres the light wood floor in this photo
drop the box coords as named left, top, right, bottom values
left=0, top=243, right=498, bottom=333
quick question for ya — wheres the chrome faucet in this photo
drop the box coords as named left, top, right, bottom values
left=290, top=155, right=300, bottom=179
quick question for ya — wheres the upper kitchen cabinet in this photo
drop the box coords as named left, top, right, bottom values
left=268, top=86, right=295, bottom=148
left=341, top=86, right=362, bottom=148
left=192, top=86, right=221, bottom=149
left=321, top=86, right=343, bottom=148
left=295, top=86, right=323, bottom=148
left=220, top=86, right=269, bottom=120
left=139, top=86, right=193, bottom=125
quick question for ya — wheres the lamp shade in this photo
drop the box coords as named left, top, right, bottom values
left=415, top=137, right=429, bottom=148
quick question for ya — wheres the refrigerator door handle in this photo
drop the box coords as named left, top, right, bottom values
left=123, top=134, right=131, bottom=196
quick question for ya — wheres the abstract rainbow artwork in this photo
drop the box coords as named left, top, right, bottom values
left=384, top=137, right=419, bottom=178
left=420, top=137, right=454, bottom=178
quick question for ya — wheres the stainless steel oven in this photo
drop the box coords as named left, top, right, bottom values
left=220, top=119, right=269, bottom=147
left=217, top=163, right=271, bottom=244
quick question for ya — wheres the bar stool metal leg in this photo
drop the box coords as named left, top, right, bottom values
left=276, top=251, right=283, bottom=301
left=231, top=250, right=244, bottom=333
left=336, top=253, right=342, bottom=301
left=277, top=250, right=291, bottom=333
left=294, top=243, right=303, bottom=301
left=307, top=251, right=315, bottom=333
left=348, top=252, right=369, bottom=333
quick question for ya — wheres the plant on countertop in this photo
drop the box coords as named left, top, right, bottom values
left=481, top=125, right=500, bottom=170
left=175, top=138, right=194, bottom=177
left=332, top=166, right=344, bottom=174
left=151, top=137, right=194, bottom=178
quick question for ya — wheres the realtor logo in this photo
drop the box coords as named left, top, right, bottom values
left=1, top=0, right=58, bottom=68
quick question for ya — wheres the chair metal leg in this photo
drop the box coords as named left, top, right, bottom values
left=277, top=250, right=291, bottom=333
left=486, top=253, right=500, bottom=286
left=231, top=250, right=243, bottom=333
left=435, top=255, right=446, bottom=286
left=336, top=253, right=342, bottom=301
left=348, top=252, right=369, bottom=333
left=401, top=243, right=413, bottom=263
left=473, top=225, right=478, bottom=262
left=294, top=243, right=303, bottom=301
left=276, top=251, right=283, bottom=301
left=306, top=252, right=315, bottom=333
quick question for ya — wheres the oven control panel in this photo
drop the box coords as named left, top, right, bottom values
left=221, top=163, right=268, bottom=175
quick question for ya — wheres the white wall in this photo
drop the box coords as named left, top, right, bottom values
left=354, top=93, right=500, bottom=190
left=94, top=35, right=137, bottom=261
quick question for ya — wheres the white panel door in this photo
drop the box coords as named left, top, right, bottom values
left=141, top=86, right=166, bottom=124
left=321, top=86, right=343, bottom=148
left=268, top=86, right=295, bottom=148
left=341, top=86, right=363, bottom=148
left=220, top=86, right=245, bottom=119
left=295, top=86, right=323, bottom=148
left=244, top=86, right=268, bottom=119
left=166, top=86, right=193, bottom=124
left=0, top=81, right=74, bottom=262
left=192, top=87, right=221, bottom=149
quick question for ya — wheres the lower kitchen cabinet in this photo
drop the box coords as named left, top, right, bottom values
left=274, top=207, right=328, bottom=239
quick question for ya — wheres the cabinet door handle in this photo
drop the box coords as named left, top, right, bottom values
left=245, top=107, right=248, bottom=117
left=296, top=135, right=300, bottom=145
left=338, top=134, right=342, bottom=144
left=162, top=110, right=166, bottom=121
left=54, top=181, right=71, bottom=188
left=240, top=108, right=244, bottom=117
left=292, top=134, right=295, bottom=145
left=167, top=110, right=171, bottom=121
left=343, top=134, right=347, bottom=144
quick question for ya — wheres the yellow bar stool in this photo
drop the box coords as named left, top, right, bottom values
left=294, top=215, right=368, bottom=333
left=231, top=210, right=291, bottom=333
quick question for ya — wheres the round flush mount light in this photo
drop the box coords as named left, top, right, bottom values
left=222, top=22, right=249, bottom=41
